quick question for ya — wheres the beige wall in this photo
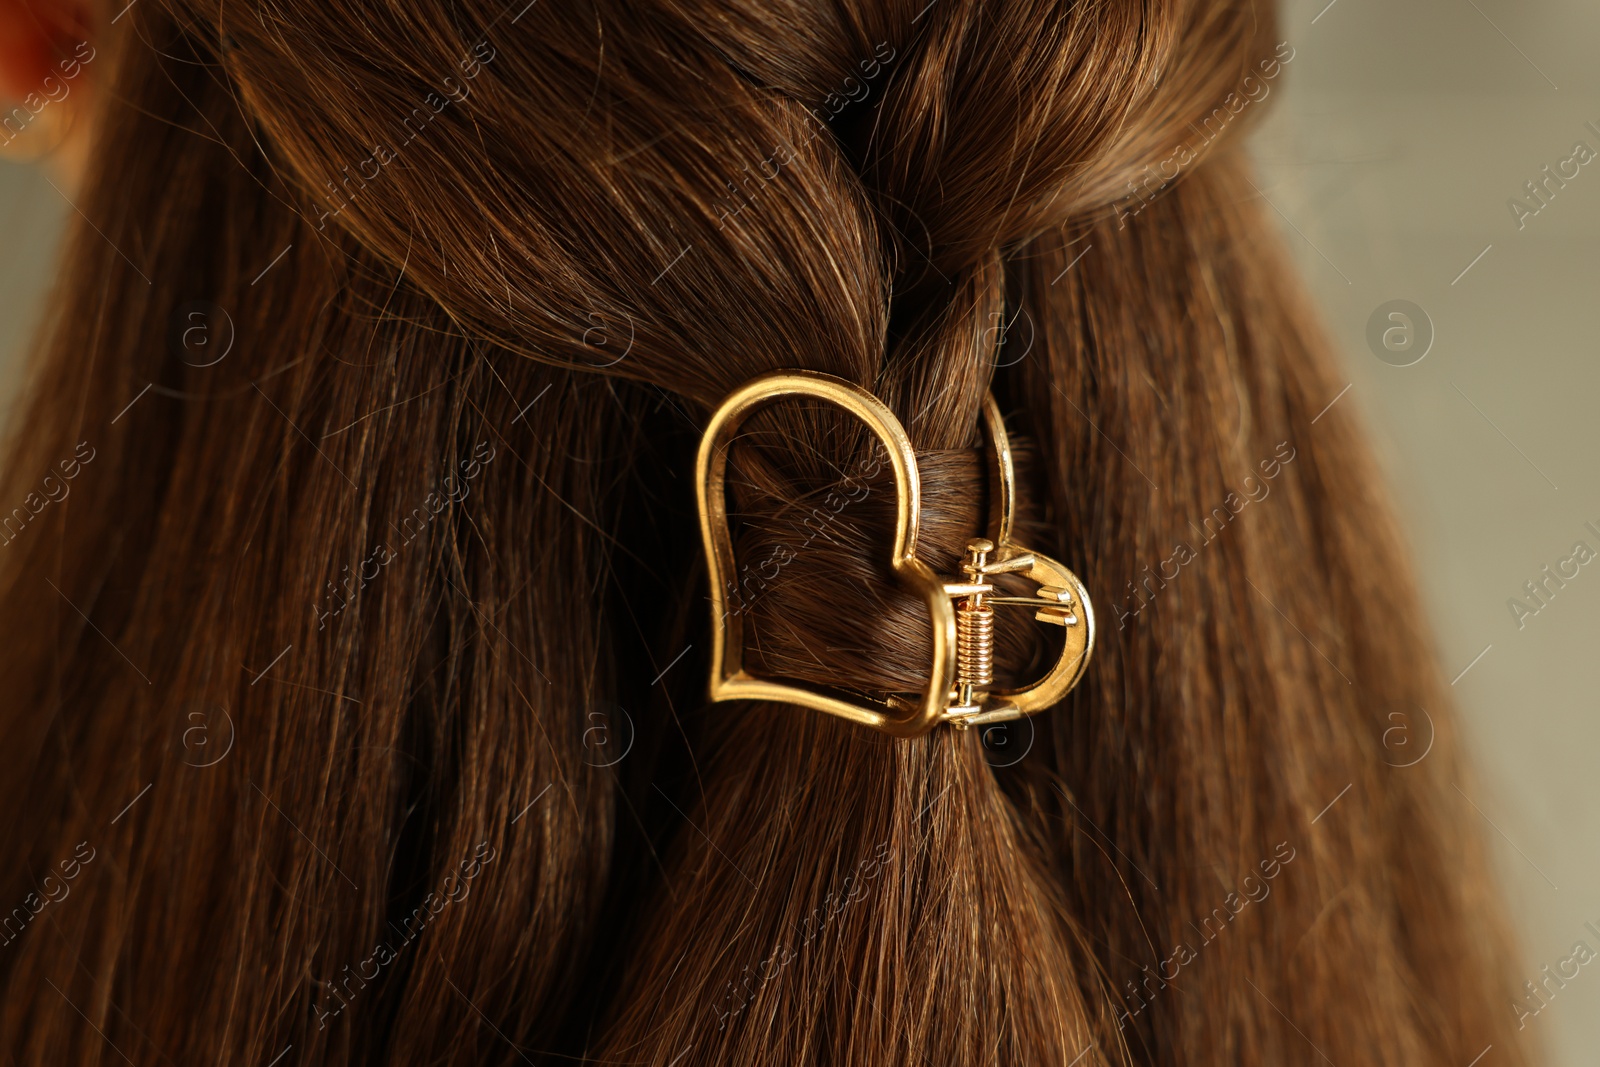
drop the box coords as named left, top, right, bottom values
left=0, top=0, right=1595, bottom=1057
left=0, top=162, right=63, bottom=410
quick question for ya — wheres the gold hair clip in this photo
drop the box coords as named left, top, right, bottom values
left=697, top=370, right=1095, bottom=738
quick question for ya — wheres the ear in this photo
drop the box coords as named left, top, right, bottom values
left=0, top=0, right=94, bottom=167
left=0, top=0, right=90, bottom=100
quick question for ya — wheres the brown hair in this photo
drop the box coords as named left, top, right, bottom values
left=0, top=0, right=1534, bottom=1062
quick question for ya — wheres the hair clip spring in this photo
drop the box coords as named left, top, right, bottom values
left=943, top=538, right=1083, bottom=728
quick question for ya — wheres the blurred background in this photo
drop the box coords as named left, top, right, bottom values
left=0, top=0, right=1595, bottom=1059
left=1251, top=0, right=1600, bottom=1060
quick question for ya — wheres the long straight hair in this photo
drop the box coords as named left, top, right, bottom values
left=0, top=0, right=1534, bottom=1063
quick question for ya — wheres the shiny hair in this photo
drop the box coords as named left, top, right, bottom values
left=0, top=0, right=1533, bottom=1062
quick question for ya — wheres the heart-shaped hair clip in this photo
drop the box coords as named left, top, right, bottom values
left=696, top=370, right=1095, bottom=738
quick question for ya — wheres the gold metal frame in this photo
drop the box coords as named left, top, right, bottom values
left=697, top=370, right=1094, bottom=737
